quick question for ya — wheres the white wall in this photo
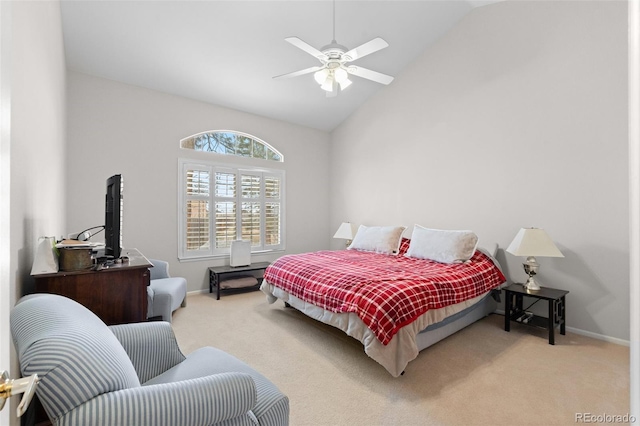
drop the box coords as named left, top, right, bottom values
left=330, top=1, right=629, bottom=341
left=11, top=1, right=67, bottom=295
left=66, top=72, right=331, bottom=292
left=3, top=1, right=67, bottom=424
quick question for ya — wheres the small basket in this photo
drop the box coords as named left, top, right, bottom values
left=59, top=247, right=93, bottom=271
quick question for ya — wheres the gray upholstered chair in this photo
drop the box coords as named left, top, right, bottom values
left=11, top=294, right=289, bottom=426
left=147, top=258, right=187, bottom=323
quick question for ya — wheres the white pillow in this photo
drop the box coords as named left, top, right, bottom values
left=348, top=225, right=406, bottom=255
left=405, top=225, right=478, bottom=264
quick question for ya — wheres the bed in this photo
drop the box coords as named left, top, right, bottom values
left=260, top=226, right=507, bottom=377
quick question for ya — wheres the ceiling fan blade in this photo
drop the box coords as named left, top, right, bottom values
left=285, top=37, right=328, bottom=61
left=343, top=37, right=389, bottom=62
left=347, top=66, right=394, bottom=85
left=273, top=66, right=324, bottom=80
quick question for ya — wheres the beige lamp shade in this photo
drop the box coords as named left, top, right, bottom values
left=333, top=222, right=356, bottom=240
left=506, top=228, right=564, bottom=258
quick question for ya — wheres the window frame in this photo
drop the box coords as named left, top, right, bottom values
left=178, top=158, right=286, bottom=261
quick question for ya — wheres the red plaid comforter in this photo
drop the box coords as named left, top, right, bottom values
left=264, top=248, right=506, bottom=345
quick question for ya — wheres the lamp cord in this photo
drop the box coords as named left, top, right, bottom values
left=521, top=298, right=542, bottom=313
left=74, top=225, right=105, bottom=241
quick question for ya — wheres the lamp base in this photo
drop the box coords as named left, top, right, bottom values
left=522, top=257, right=541, bottom=291
left=524, top=276, right=541, bottom=292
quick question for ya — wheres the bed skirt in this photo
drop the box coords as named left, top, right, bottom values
left=261, top=281, right=497, bottom=377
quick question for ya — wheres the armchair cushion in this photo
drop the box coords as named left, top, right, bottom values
left=109, top=322, right=186, bottom=383
left=145, top=347, right=289, bottom=426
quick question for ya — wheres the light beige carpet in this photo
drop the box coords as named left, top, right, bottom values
left=171, top=291, right=629, bottom=426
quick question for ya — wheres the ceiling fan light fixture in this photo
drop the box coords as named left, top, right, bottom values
left=339, top=78, right=352, bottom=91
left=314, top=68, right=330, bottom=85
left=320, top=75, right=335, bottom=92
left=334, top=67, right=349, bottom=83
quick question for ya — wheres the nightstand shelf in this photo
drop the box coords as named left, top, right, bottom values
left=504, top=283, right=569, bottom=345
left=509, top=311, right=548, bottom=330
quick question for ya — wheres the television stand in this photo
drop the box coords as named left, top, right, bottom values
left=33, top=248, right=152, bottom=325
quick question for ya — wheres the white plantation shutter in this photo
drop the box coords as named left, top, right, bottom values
left=184, top=167, right=211, bottom=255
left=241, top=173, right=261, bottom=247
left=264, top=176, right=282, bottom=247
left=179, top=159, right=285, bottom=259
left=214, top=172, right=236, bottom=249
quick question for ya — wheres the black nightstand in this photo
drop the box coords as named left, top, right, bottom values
left=504, top=283, right=569, bottom=345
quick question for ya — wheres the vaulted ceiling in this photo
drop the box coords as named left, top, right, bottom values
left=61, top=1, right=498, bottom=131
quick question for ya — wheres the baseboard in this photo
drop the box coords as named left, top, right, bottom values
left=187, top=287, right=261, bottom=297
left=565, top=326, right=630, bottom=347
left=495, top=309, right=630, bottom=347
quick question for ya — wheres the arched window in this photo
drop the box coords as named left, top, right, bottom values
left=178, top=131, right=285, bottom=260
left=180, top=130, right=283, bottom=162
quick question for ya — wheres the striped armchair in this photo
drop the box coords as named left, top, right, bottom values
left=11, top=294, right=289, bottom=426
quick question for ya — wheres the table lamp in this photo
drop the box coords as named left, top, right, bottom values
left=333, top=222, right=356, bottom=247
left=506, top=227, right=564, bottom=291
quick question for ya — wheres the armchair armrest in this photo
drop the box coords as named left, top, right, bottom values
left=58, top=373, right=258, bottom=426
left=149, top=259, right=170, bottom=280
left=109, top=322, right=186, bottom=383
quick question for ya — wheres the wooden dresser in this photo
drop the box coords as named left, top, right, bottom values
left=33, top=248, right=151, bottom=325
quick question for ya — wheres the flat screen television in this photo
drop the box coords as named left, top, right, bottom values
left=104, top=174, right=123, bottom=259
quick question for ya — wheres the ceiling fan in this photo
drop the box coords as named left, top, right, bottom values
left=273, top=1, right=394, bottom=97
